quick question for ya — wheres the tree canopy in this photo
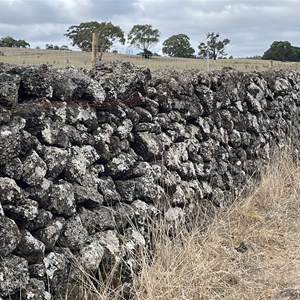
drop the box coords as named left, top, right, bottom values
left=0, top=36, right=30, bottom=48
left=198, top=32, right=230, bottom=60
left=262, top=41, right=300, bottom=62
left=65, top=21, right=125, bottom=59
left=128, top=24, right=160, bottom=58
left=162, top=34, right=195, bottom=58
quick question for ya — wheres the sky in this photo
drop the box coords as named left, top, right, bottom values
left=0, top=0, right=299, bottom=58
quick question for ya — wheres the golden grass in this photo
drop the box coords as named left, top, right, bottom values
left=1, top=47, right=300, bottom=71
left=134, top=148, right=300, bottom=300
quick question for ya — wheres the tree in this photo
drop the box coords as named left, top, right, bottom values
left=198, top=32, right=230, bottom=60
left=45, top=44, right=54, bottom=50
left=65, top=21, right=125, bottom=60
left=262, top=41, right=300, bottom=62
left=162, top=33, right=195, bottom=58
left=60, top=45, right=69, bottom=51
left=0, top=36, right=30, bottom=48
left=127, top=24, right=160, bottom=58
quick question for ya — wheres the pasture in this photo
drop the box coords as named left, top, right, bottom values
left=1, top=47, right=300, bottom=71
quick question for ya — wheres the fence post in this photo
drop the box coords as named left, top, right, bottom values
left=270, top=60, right=273, bottom=69
left=92, top=33, right=98, bottom=64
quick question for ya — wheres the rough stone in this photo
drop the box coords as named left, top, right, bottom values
left=42, top=146, right=69, bottom=179
left=2, top=157, right=23, bottom=180
left=78, top=241, right=104, bottom=272
left=58, top=214, right=88, bottom=250
left=0, top=255, right=29, bottom=298
left=64, top=145, right=99, bottom=183
left=34, top=218, right=64, bottom=251
left=43, top=250, right=69, bottom=298
left=0, top=73, right=20, bottom=107
left=15, top=230, right=45, bottom=264
left=74, top=184, right=104, bottom=207
left=106, top=152, right=137, bottom=177
left=133, top=132, right=163, bottom=161
left=0, top=177, right=21, bottom=204
left=4, top=198, right=39, bottom=222
left=48, top=181, right=76, bottom=217
left=97, top=177, right=121, bottom=205
left=18, top=278, right=46, bottom=300
left=0, top=215, right=21, bottom=256
left=79, top=206, right=116, bottom=233
left=0, top=120, right=23, bottom=161
left=22, top=150, right=47, bottom=186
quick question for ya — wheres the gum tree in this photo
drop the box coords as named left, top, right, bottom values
left=162, top=33, right=195, bottom=58
left=198, top=32, right=230, bottom=60
left=65, top=21, right=125, bottom=60
left=127, top=24, right=160, bottom=58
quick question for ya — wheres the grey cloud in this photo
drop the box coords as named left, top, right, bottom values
left=0, top=0, right=299, bottom=57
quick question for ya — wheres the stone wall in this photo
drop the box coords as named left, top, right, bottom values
left=0, top=61, right=300, bottom=299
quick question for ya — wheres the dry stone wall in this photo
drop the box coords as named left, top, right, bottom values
left=0, top=61, right=300, bottom=299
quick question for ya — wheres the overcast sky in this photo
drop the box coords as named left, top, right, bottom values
left=0, top=0, right=299, bottom=58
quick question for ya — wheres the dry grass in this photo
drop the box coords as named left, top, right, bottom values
left=65, top=148, right=300, bottom=300
left=134, top=148, right=300, bottom=300
left=1, top=47, right=300, bottom=71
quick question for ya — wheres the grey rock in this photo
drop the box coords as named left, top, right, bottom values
left=106, top=152, right=137, bottom=177
left=74, top=184, right=104, bottom=207
left=29, top=263, right=46, bottom=280
left=25, top=209, right=51, bottom=231
left=58, top=214, right=88, bottom=250
left=42, top=146, right=69, bottom=179
left=79, top=206, right=116, bottom=233
left=133, top=132, right=163, bottom=161
left=0, top=255, right=29, bottom=298
left=26, top=178, right=52, bottom=208
left=22, top=150, right=47, bottom=186
left=134, top=106, right=153, bottom=122
left=274, top=77, right=292, bottom=95
left=131, top=200, right=157, bottom=226
left=0, top=177, right=21, bottom=204
left=134, top=177, right=165, bottom=203
left=34, top=218, right=64, bottom=251
left=18, top=278, right=46, bottom=300
left=12, top=64, right=53, bottom=99
left=0, top=73, right=20, bottom=107
left=52, top=66, right=106, bottom=102
left=235, top=240, right=255, bottom=253
left=97, top=177, right=121, bottom=205
left=15, top=230, right=45, bottom=264
left=164, top=142, right=188, bottom=170
left=4, top=198, right=39, bottom=222
left=64, top=145, right=99, bottom=183
left=0, top=120, right=23, bottom=161
left=48, top=182, right=76, bottom=217
left=78, top=241, right=104, bottom=272
left=2, top=157, right=23, bottom=180
left=114, top=202, right=135, bottom=229
left=115, top=180, right=136, bottom=203
left=0, top=215, right=21, bottom=256
left=92, top=61, right=151, bottom=100
left=44, top=251, right=69, bottom=298
left=116, top=119, right=133, bottom=139
left=134, top=122, right=161, bottom=133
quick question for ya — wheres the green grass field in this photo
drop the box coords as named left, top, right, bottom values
left=1, top=47, right=300, bottom=71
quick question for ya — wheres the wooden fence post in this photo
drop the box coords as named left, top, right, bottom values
left=92, top=33, right=98, bottom=64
